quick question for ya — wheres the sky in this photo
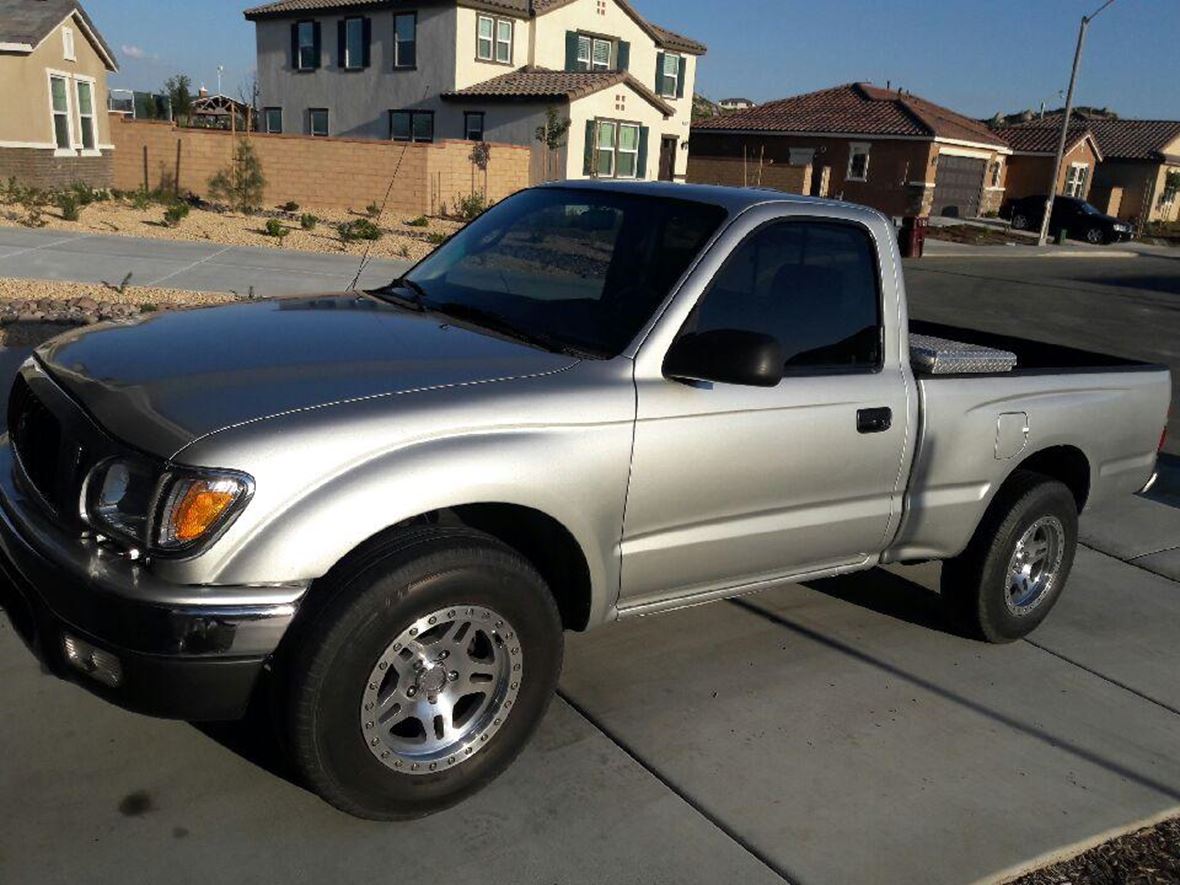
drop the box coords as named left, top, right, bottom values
left=86, top=0, right=1180, bottom=120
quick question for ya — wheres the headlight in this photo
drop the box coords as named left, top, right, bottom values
left=84, top=459, right=252, bottom=554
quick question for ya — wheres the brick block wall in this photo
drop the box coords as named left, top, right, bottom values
left=687, top=156, right=811, bottom=194
left=0, top=148, right=113, bottom=190
left=109, top=116, right=532, bottom=214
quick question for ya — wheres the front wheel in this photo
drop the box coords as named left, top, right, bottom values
left=941, top=471, right=1078, bottom=643
left=1011, top=213, right=1030, bottom=231
left=285, top=527, right=563, bottom=819
left=1085, top=226, right=1106, bottom=245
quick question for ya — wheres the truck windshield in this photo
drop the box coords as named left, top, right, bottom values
left=402, top=188, right=727, bottom=357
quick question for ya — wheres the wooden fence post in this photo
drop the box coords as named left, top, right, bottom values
left=142, top=144, right=149, bottom=192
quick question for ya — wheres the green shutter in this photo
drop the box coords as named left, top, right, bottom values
left=676, top=58, right=685, bottom=98
left=565, top=31, right=580, bottom=71
left=655, top=52, right=666, bottom=96
left=617, top=40, right=630, bottom=71
left=583, top=119, right=596, bottom=176
left=637, top=126, right=650, bottom=179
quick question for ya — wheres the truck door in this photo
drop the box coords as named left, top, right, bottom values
left=619, top=217, right=910, bottom=610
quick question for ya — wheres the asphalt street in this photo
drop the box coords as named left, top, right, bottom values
left=1, top=239, right=1179, bottom=883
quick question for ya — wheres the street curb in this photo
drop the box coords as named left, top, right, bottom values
left=921, top=249, right=1138, bottom=260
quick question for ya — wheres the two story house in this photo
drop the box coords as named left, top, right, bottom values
left=0, top=0, right=118, bottom=188
left=244, top=0, right=705, bottom=182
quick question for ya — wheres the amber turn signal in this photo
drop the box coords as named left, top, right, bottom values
left=156, top=473, right=251, bottom=550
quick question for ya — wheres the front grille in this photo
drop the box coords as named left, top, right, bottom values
left=8, top=374, right=64, bottom=508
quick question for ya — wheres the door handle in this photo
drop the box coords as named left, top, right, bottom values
left=857, top=407, right=892, bottom=434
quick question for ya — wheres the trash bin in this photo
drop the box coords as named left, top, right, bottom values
left=898, top=216, right=929, bottom=258
left=1054, top=228, right=1068, bottom=246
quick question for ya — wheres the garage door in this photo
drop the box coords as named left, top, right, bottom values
left=931, top=156, right=986, bottom=218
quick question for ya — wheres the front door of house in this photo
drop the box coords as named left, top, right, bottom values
left=658, top=136, right=677, bottom=181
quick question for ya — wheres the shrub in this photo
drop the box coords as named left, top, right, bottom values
left=425, top=231, right=447, bottom=246
left=130, top=188, right=153, bottom=211
left=281, top=200, right=300, bottom=212
left=339, top=218, right=382, bottom=243
left=22, top=205, right=46, bottom=228
left=55, top=191, right=82, bottom=221
left=265, top=218, right=289, bottom=238
left=69, top=181, right=104, bottom=205
left=300, top=213, right=318, bottom=230
left=163, top=202, right=190, bottom=227
left=365, top=202, right=381, bottom=218
left=405, top=215, right=429, bottom=228
left=140, top=303, right=158, bottom=313
left=208, top=139, right=267, bottom=214
left=397, top=244, right=410, bottom=258
left=451, top=191, right=489, bottom=221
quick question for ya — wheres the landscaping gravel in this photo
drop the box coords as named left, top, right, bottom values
left=1012, top=816, right=1180, bottom=885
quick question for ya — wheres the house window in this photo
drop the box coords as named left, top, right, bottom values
left=296, top=21, right=318, bottom=70
left=63, top=27, right=76, bottom=61
left=577, top=35, right=613, bottom=71
left=660, top=53, right=681, bottom=97
left=390, top=110, right=434, bottom=143
left=990, top=159, right=1003, bottom=187
left=593, top=119, right=640, bottom=179
left=464, top=111, right=485, bottom=141
left=1065, top=163, right=1089, bottom=197
left=309, top=108, right=329, bottom=137
left=846, top=142, right=871, bottom=182
left=49, top=75, right=71, bottom=150
left=343, top=17, right=365, bottom=69
left=477, top=15, right=513, bottom=62
left=75, top=80, right=96, bottom=151
left=394, top=13, right=416, bottom=68
left=264, top=107, right=283, bottom=134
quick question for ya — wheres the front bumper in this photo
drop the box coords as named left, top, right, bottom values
left=0, top=443, right=308, bottom=721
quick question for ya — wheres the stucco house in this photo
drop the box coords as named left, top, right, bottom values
left=994, top=124, right=1103, bottom=204
left=690, top=83, right=1012, bottom=219
left=0, top=0, right=118, bottom=188
left=243, top=0, right=706, bottom=182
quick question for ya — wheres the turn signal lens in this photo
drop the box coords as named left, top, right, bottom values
left=156, top=474, right=251, bottom=549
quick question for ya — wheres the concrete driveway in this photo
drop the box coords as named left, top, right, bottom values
left=0, top=227, right=411, bottom=296
left=1, top=340, right=1179, bottom=884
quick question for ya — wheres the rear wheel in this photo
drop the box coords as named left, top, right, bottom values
left=941, top=471, right=1078, bottom=643
left=285, top=527, right=563, bottom=819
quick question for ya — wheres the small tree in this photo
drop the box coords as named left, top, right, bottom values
left=165, top=74, right=194, bottom=126
left=534, top=106, right=571, bottom=182
left=208, top=139, right=266, bottom=213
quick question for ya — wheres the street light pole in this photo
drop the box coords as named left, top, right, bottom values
left=1037, top=0, right=1116, bottom=246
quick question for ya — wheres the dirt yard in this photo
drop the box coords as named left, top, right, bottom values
left=0, top=191, right=463, bottom=263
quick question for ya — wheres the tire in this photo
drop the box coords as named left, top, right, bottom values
left=940, top=471, right=1078, bottom=643
left=285, top=526, right=563, bottom=820
left=1085, top=227, right=1106, bottom=245
left=1011, top=213, right=1030, bottom=231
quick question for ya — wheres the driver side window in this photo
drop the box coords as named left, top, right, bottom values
left=686, top=220, right=883, bottom=373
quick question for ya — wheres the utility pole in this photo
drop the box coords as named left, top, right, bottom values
left=1038, top=0, right=1116, bottom=245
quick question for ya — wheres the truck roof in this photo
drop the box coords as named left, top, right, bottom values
left=542, top=179, right=884, bottom=222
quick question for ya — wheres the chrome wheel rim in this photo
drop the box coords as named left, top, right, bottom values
left=1005, top=516, right=1065, bottom=615
left=360, top=605, right=521, bottom=775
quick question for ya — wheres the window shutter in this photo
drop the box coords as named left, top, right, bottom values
left=337, top=20, right=346, bottom=67
left=312, top=21, right=322, bottom=69
left=655, top=52, right=666, bottom=95
left=617, top=40, right=630, bottom=72
left=362, top=17, right=372, bottom=67
left=583, top=119, right=596, bottom=176
left=637, top=126, right=650, bottom=179
left=565, top=31, right=580, bottom=71
left=676, top=60, right=685, bottom=98
left=290, top=23, right=299, bottom=68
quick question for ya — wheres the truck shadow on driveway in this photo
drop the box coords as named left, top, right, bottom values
left=799, top=567, right=963, bottom=636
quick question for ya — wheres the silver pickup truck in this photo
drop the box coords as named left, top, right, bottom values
left=0, top=182, right=1169, bottom=819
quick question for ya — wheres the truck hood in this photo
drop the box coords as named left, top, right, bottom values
left=36, top=294, right=580, bottom=457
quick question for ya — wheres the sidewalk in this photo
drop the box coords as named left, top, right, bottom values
left=922, top=237, right=1139, bottom=259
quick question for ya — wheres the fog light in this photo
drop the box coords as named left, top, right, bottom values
left=62, top=634, right=123, bottom=688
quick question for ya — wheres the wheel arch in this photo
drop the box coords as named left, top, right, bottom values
left=1008, top=444, right=1091, bottom=512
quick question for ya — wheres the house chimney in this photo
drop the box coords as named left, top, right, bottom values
left=199, top=86, right=209, bottom=98
left=886, top=79, right=891, bottom=90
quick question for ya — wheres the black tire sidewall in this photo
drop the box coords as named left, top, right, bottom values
left=973, top=482, right=1078, bottom=642
left=290, top=536, right=563, bottom=819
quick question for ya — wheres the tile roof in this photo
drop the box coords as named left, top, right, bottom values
left=442, top=65, right=674, bottom=116
left=0, top=0, right=116, bottom=68
left=1007, top=116, right=1180, bottom=161
left=244, top=0, right=706, bottom=53
left=692, top=83, right=1008, bottom=148
left=993, top=124, right=1099, bottom=157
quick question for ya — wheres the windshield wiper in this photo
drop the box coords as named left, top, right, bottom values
left=431, top=302, right=584, bottom=356
left=370, top=278, right=427, bottom=312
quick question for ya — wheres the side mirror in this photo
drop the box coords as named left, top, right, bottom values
left=663, top=329, right=784, bottom=388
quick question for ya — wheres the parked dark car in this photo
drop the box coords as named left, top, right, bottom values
left=1001, top=195, right=1134, bottom=244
